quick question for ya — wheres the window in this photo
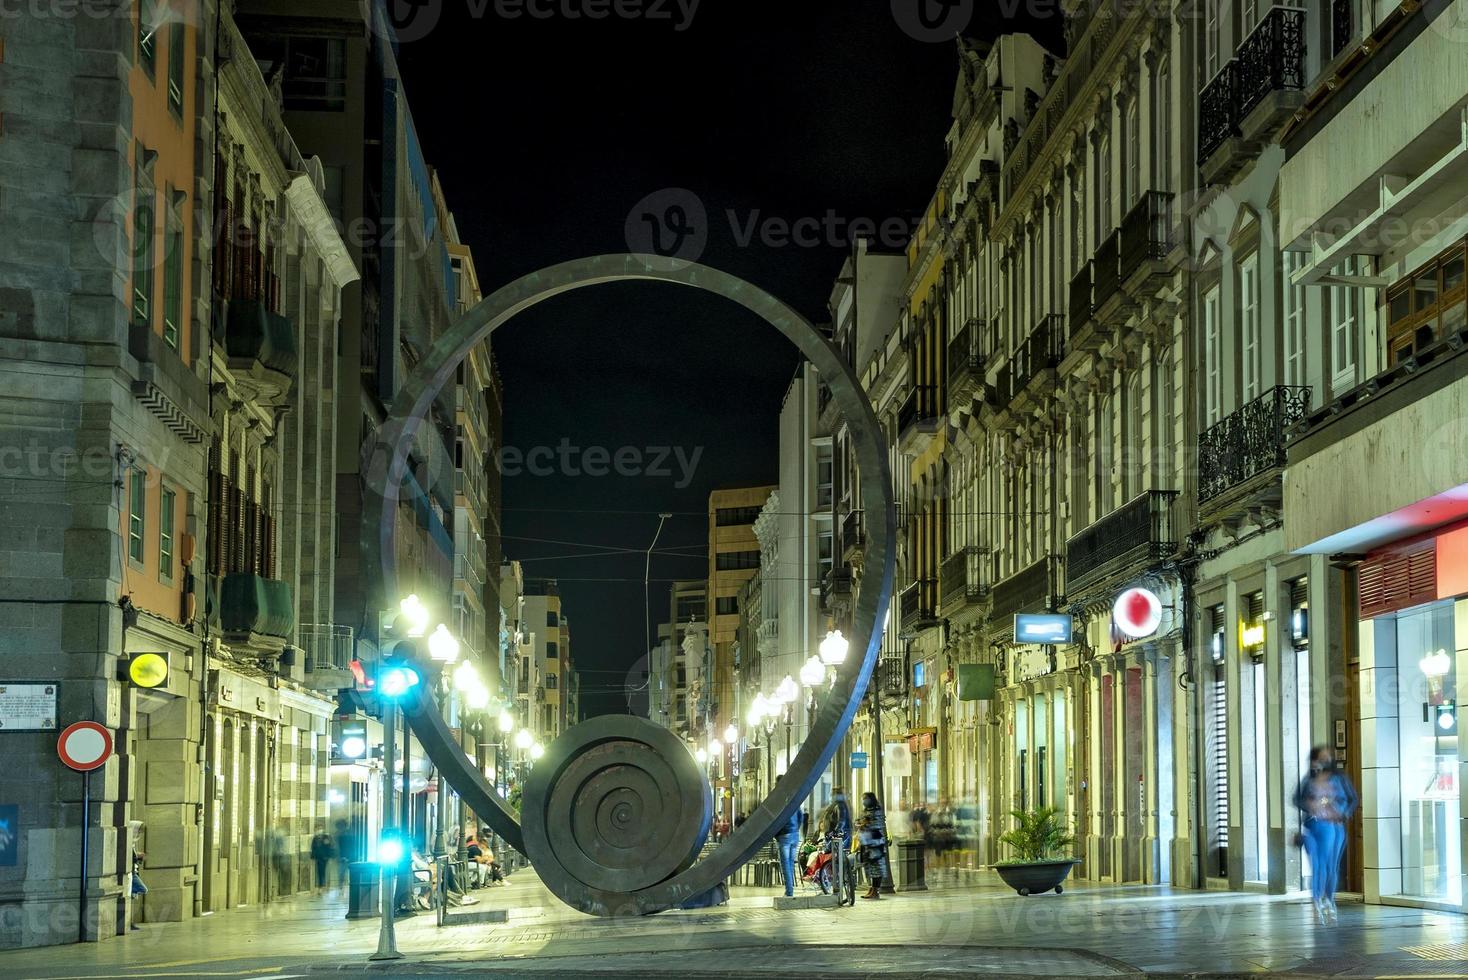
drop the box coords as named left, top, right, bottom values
left=545, top=642, right=558, bottom=659
left=1385, top=238, right=1467, bottom=366
left=1125, top=370, right=1143, bottom=499
left=1098, top=135, right=1112, bottom=238
left=138, top=0, right=157, bottom=75
left=714, top=505, right=763, bottom=527
left=1098, top=390, right=1116, bottom=514
left=547, top=610, right=559, bottom=628
left=1125, top=99, right=1140, bottom=207
left=1157, top=61, right=1173, bottom=192
left=132, top=145, right=156, bottom=328
left=715, top=596, right=738, bottom=616
left=1330, top=257, right=1362, bottom=389
left=1243, top=0, right=1260, bottom=36
left=545, top=673, right=558, bottom=691
left=167, top=21, right=185, bottom=116
left=129, top=468, right=146, bottom=564
left=159, top=486, right=175, bottom=581
left=1241, top=253, right=1261, bottom=402
left=163, top=189, right=183, bottom=350
left=283, top=36, right=347, bottom=111
left=1283, top=251, right=1307, bottom=385
left=1204, top=0, right=1221, bottom=80
left=715, top=550, right=760, bottom=571
left=1204, top=285, right=1222, bottom=425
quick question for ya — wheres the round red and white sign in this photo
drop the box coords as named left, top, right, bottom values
left=57, top=721, right=113, bottom=772
left=1114, top=587, right=1162, bottom=640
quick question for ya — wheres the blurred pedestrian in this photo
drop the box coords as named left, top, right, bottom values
left=860, top=791, right=891, bottom=897
left=334, top=819, right=355, bottom=888
left=775, top=807, right=801, bottom=898
left=309, top=824, right=335, bottom=893
left=1293, top=746, right=1357, bottom=923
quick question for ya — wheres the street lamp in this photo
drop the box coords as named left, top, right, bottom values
left=819, top=629, right=849, bottom=667
left=428, top=623, right=461, bottom=663
left=723, top=723, right=738, bottom=746
left=498, top=711, right=515, bottom=734
left=530, top=743, right=544, bottom=761
left=800, top=654, right=827, bottom=688
left=515, top=728, right=534, bottom=750
left=397, top=594, right=430, bottom=638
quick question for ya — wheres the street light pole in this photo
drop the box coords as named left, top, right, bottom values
left=371, top=701, right=401, bottom=961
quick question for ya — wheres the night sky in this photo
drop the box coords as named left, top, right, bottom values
left=393, top=1, right=1059, bottom=717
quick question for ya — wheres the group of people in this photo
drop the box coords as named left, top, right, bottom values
left=773, top=787, right=891, bottom=901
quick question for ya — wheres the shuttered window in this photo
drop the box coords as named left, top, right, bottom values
left=1359, top=541, right=1437, bottom=618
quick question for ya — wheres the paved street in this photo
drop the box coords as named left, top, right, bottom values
left=2, top=868, right=1466, bottom=978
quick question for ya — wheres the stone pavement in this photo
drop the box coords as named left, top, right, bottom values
left=1, top=867, right=1466, bottom=978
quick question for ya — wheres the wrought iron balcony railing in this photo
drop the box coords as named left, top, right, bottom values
left=898, top=579, right=938, bottom=637
left=1065, top=490, right=1179, bottom=595
left=300, top=623, right=355, bottom=671
left=877, top=655, right=907, bottom=700
left=1119, top=192, right=1174, bottom=283
left=820, top=568, right=853, bottom=611
left=839, top=509, right=864, bottom=560
left=1093, top=229, right=1121, bottom=310
left=947, top=318, right=985, bottom=401
left=897, top=384, right=939, bottom=442
left=940, top=546, right=988, bottom=611
left=990, top=555, right=1061, bottom=625
left=1198, top=385, right=1313, bottom=504
left=1010, top=315, right=1065, bottom=402
left=1197, top=5, right=1307, bottom=163
left=1068, top=261, right=1094, bottom=339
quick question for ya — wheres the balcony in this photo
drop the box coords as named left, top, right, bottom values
left=1197, top=5, right=1307, bottom=179
left=820, top=568, right=853, bottom=612
left=897, top=384, right=941, bottom=453
left=218, top=572, right=294, bottom=645
left=898, top=580, right=938, bottom=638
left=1068, top=261, right=1096, bottom=348
left=1119, top=192, right=1175, bottom=294
left=300, top=623, right=356, bottom=690
left=1009, top=315, right=1065, bottom=409
left=947, top=318, right=985, bottom=405
left=1065, top=490, right=1179, bottom=598
left=224, top=299, right=296, bottom=402
left=877, top=655, right=908, bottom=701
left=939, top=546, right=988, bottom=616
left=1092, top=229, right=1121, bottom=313
left=839, top=509, right=864, bottom=563
left=989, top=556, right=1062, bottom=627
left=1199, top=385, right=1312, bottom=508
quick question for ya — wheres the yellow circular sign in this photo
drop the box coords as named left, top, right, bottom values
left=129, top=653, right=169, bottom=689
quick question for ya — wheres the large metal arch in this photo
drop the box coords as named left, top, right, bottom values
left=366, top=254, right=895, bottom=915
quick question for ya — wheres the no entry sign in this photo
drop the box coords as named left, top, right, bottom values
left=57, top=721, right=112, bottom=772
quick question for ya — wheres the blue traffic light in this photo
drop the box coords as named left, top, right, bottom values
left=378, top=830, right=409, bottom=867
left=378, top=664, right=421, bottom=699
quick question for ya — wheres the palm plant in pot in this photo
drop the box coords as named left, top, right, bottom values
left=993, top=806, right=1078, bottom=896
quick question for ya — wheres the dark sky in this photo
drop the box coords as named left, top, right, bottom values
left=393, top=0, right=1059, bottom=717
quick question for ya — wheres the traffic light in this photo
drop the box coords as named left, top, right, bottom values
left=378, top=829, right=411, bottom=868
left=119, top=652, right=169, bottom=689
left=378, top=663, right=421, bottom=700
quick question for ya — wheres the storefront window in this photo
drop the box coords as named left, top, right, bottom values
left=1394, top=601, right=1460, bottom=904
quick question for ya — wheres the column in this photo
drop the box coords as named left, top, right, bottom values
left=1225, top=579, right=1246, bottom=889
left=1358, top=615, right=1401, bottom=902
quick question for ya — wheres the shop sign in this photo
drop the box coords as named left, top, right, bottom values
left=1014, top=614, right=1072, bottom=645
left=850, top=751, right=868, bottom=769
left=1113, top=587, right=1162, bottom=640
left=1011, top=646, right=1055, bottom=683
left=883, top=741, right=911, bottom=777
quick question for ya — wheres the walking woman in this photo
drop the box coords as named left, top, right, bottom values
left=1293, top=746, right=1357, bottom=923
left=859, top=791, right=891, bottom=898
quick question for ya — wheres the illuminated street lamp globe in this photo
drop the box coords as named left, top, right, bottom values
left=708, top=738, right=722, bottom=756
left=774, top=674, right=799, bottom=705
left=800, top=654, right=826, bottom=688
left=819, top=629, right=849, bottom=666
left=530, top=743, right=545, bottom=760
left=464, top=684, right=490, bottom=711
left=498, top=711, right=515, bottom=733
left=428, top=623, right=461, bottom=663
left=397, top=594, right=430, bottom=637
left=747, top=694, right=769, bottom=728
left=723, top=723, right=738, bottom=745
left=695, top=747, right=708, bottom=763
left=515, top=728, right=534, bottom=750
left=453, top=660, right=479, bottom=691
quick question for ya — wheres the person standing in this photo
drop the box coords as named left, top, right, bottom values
left=309, top=825, right=335, bottom=893
left=1293, top=746, right=1358, bottom=923
left=775, top=807, right=801, bottom=898
left=860, top=791, right=891, bottom=898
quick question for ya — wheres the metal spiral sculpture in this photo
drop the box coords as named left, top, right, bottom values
left=364, top=255, right=894, bottom=916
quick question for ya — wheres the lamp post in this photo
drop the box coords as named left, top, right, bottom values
left=428, top=626, right=461, bottom=860
left=818, top=630, right=850, bottom=796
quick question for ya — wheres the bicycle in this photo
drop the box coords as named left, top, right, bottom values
left=819, top=831, right=856, bottom=906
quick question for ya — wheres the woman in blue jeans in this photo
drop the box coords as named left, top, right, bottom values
left=1293, top=746, right=1357, bottom=923
left=775, top=808, right=802, bottom=897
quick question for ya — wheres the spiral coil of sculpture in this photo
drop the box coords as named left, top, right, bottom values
left=362, top=254, right=894, bottom=916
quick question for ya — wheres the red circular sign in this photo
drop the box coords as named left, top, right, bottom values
left=1113, top=587, right=1162, bottom=639
left=57, top=721, right=113, bottom=772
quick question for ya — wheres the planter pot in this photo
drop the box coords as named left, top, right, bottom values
left=991, top=859, right=1078, bottom=896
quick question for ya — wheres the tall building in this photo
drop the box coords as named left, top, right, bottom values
left=0, top=0, right=353, bottom=946
left=521, top=579, right=569, bottom=744
left=707, top=486, right=775, bottom=745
